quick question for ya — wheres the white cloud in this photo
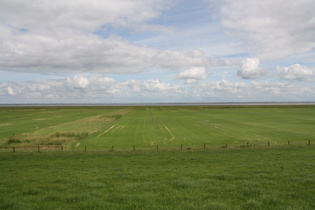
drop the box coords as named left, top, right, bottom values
left=195, top=80, right=314, bottom=101
left=0, top=75, right=183, bottom=103
left=1, top=76, right=315, bottom=103
left=0, top=0, right=231, bottom=74
left=66, top=75, right=90, bottom=89
left=0, top=0, right=173, bottom=34
left=0, top=30, right=229, bottom=74
left=237, top=58, right=265, bottom=79
left=175, top=67, right=208, bottom=83
left=2, top=86, right=15, bottom=96
left=217, top=0, right=315, bottom=59
left=278, top=64, right=314, bottom=81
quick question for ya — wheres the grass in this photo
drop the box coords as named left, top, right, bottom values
left=0, top=106, right=131, bottom=149
left=0, top=146, right=315, bottom=209
left=1, top=106, right=315, bottom=150
left=0, top=105, right=315, bottom=209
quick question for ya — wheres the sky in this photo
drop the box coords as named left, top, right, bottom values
left=0, top=0, right=314, bottom=104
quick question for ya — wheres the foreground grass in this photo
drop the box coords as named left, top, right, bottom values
left=1, top=146, right=315, bottom=209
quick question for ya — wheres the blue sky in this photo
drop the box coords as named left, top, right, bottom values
left=0, top=0, right=314, bottom=103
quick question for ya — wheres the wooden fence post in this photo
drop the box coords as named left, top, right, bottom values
left=204, top=144, right=206, bottom=149
left=247, top=142, right=249, bottom=147
left=12, top=147, right=15, bottom=152
left=225, top=143, right=228, bottom=148
left=308, top=140, right=311, bottom=146
left=156, top=145, right=159, bottom=151
left=110, top=146, right=114, bottom=152
left=133, top=145, right=135, bottom=151
left=180, top=144, right=183, bottom=150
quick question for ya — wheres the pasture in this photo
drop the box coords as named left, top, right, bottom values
left=0, top=105, right=315, bottom=209
left=1, top=147, right=315, bottom=209
left=1, top=105, right=315, bottom=150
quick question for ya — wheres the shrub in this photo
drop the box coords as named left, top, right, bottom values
left=6, top=138, right=21, bottom=144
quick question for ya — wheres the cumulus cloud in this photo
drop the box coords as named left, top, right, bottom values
left=278, top=64, right=314, bottom=80
left=66, top=75, right=90, bottom=89
left=217, top=0, right=315, bottom=59
left=0, top=75, right=183, bottom=103
left=175, top=67, right=208, bottom=83
left=237, top=58, right=265, bottom=79
left=1, top=76, right=314, bottom=103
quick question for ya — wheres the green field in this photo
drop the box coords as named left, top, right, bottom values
left=0, top=105, right=315, bottom=150
left=0, top=105, right=315, bottom=209
left=1, top=147, right=315, bottom=209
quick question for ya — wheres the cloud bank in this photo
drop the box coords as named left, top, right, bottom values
left=1, top=76, right=314, bottom=103
left=0, top=0, right=230, bottom=74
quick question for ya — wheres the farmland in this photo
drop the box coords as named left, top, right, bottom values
left=1, top=105, right=315, bottom=209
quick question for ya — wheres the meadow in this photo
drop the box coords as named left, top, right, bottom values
left=1, top=147, right=315, bottom=209
left=1, top=105, right=315, bottom=150
left=1, top=105, right=315, bottom=209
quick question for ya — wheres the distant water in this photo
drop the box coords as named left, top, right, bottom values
left=1, top=102, right=315, bottom=107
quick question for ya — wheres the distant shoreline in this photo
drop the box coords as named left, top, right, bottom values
left=1, top=102, right=315, bottom=107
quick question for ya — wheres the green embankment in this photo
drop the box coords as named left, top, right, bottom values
left=0, top=147, right=314, bottom=209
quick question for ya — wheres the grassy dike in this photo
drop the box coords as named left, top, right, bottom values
left=1, top=146, right=315, bottom=209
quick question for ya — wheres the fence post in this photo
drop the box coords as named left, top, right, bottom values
left=204, top=144, right=206, bottom=149
left=247, top=142, right=249, bottom=147
left=133, top=145, right=135, bottom=151
left=12, top=147, right=15, bottom=152
left=268, top=142, right=270, bottom=147
left=61, top=146, right=63, bottom=152
left=38, top=146, right=40, bottom=153
left=110, top=146, right=114, bottom=152
left=180, top=144, right=183, bottom=150
left=288, top=141, right=290, bottom=146
left=308, top=140, right=311, bottom=146
left=156, top=145, right=159, bottom=151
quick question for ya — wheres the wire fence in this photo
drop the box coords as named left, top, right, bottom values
left=0, top=140, right=312, bottom=153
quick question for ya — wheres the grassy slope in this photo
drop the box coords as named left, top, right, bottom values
left=0, top=147, right=314, bottom=209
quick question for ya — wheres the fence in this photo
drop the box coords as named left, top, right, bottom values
left=0, top=140, right=312, bottom=153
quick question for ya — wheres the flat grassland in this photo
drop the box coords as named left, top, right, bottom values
left=0, top=105, right=315, bottom=209
left=1, top=105, right=315, bottom=150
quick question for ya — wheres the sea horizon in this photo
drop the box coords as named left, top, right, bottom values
left=1, top=101, right=315, bottom=107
